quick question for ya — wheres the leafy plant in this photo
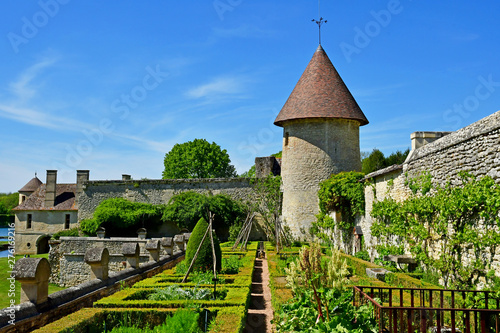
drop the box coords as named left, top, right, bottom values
left=51, top=227, right=80, bottom=240
left=354, top=250, right=370, bottom=262
left=162, top=138, right=237, bottom=179
left=313, top=172, right=365, bottom=242
left=148, top=285, right=212, bottom=301
left=221, top=255, right=241, bottom=274
left=371, top=172, right=500, bottom=289
left=163, top=191, right=245, bottom=231
left=81, top=198, right=164, bottom=236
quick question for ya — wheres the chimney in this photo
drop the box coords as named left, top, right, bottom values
left=76, top=170, right=90, bottom=206
left=45, top=170, right=57, bottom=208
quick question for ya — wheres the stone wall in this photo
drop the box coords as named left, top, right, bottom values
left=357, top=110, right=500, bottom=273
left=280, top=118, right=361, bottom=239
left=78, top=178, right=255, bottom=221
left=49, top=236, right=180, bottom=287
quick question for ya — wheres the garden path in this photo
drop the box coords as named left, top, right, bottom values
left=243, top=255, right=273, bottom=332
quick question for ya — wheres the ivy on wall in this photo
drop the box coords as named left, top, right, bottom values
left=313, top=172, right=365, bottom=242
left=371, top=172, right=500, bottom=289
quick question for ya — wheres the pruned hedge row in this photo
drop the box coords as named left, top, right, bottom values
left=341, top=253, right=440, bottom=289
left=35, top=242, right=258, bottom=333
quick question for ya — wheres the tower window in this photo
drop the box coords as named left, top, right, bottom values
left=65, top=214, right=70, bottom=229
left=285, top=132, right=289, bottom=146
left=27, top=214, right=32, bottom=229
left=22, top=195, right=26, bottom=203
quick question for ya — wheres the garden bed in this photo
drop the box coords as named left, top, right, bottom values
left=34, top=242, right=258, bottom=332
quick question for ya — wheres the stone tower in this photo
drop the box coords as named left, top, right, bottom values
left=274, top=45, right=368, bottom=239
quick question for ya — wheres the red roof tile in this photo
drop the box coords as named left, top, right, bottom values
left=274, top=45, right=368, bottom=127
left=13, top=184, right=77, bottom=211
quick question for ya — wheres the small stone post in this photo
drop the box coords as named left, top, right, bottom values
left=173, top=234, right=185, bottom=251
left=183, top=232, right=191, bottom=249
left=14, top=257, right=51, bottom=304
left=122, top=243, right=140, bottom=268
left=161, top=237, right=174, bottom=255
left=96, top=227, right=106, bottom=239
left=137, top=228, right=147, bottom=240
left=145, top=240, right=160, bottom=262
left=84, top=247, right=109, bottom=280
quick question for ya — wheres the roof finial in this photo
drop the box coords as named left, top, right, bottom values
left=312, top=0, right=327, bottom=45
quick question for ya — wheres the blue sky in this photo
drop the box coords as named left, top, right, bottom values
left=1, top=1, right=500, bottom=193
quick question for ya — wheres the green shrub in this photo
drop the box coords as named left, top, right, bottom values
left=354, top=250, right=370, bottom=262
left=228, top=221, right=243, bottom=242
left=185, top=218, right=222, bottom=272
left=80, top=218, right=100, bottom=235
left=51, top=228, right=80, bottom=240
left=221, top=255, right=241, bottom=274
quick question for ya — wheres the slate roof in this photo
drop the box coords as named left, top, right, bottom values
left=18, top=176, right=42, bottom=192
left=13, top=183, right=77, bottom=211
left=274, top=45, right=368, bottom=127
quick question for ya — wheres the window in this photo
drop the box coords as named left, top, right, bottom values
left=21, top=195, right=26, bottom=203
left=27, top=214, right=32, bottom=229
left=285, top=132, right=289, bottom=146
left=65, top=214, right=70, bottom=229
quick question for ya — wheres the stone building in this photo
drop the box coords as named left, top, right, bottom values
left=274, top=45, right=369, bottom=239
left=13, top=170, right=89, bottom=255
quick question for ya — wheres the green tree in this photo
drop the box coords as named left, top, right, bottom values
left=361, top=149, right=386, bottom=174
left=162, top=191, right=245, bottom=235
left=385, top=148, right=410, bottom=166
left=162, top=139, right=237, bottom=179
left=361, top=148, right=409, bottom=174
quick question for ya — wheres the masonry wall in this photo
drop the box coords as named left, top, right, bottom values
left=49, top=236, right=179, bottom=287
left=281, top=118, right=361, bottom=239
left=78, top=178, right=254, bottom=221
left=357, top=110, right=500, bottom=276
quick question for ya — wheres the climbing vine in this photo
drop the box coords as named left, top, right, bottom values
left=371, top=172, right=500, bottom=289
left=313, top=172, right=365, bottom=241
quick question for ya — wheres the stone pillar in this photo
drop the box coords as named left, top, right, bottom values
left=84, top=247, right=109, bottom=280
left=173, top=234, right=185, bottom=251
left=122, top=243, right=140, bottom=268
left=145, top=240, right=160, bottom=262
left=183, top=232, right=191, bottom=249
left=137, top=228, right=147, bottom=240
left=161, top=237, right=174, bottom=255
left=14, top=257, right=51, bottom=304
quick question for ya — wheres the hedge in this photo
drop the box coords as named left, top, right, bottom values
left=32, top=306, right=247, bottom=333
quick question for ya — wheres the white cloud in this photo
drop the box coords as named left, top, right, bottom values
left=186, top=76, right=245, bottom=99
left=8, top=57, right=58, bottom=101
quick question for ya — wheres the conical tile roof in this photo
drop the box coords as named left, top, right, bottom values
left=274, top=45, right=368, bottom=127
left=19, top=176, right=42, bottom=192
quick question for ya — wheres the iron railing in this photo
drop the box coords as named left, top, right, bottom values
left=353, top=286, right=500, bottom=333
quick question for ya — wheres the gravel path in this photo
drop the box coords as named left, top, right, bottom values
left=243, top=256, right=274, bottom=332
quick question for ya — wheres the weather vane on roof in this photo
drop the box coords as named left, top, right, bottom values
left=312, top=0, right=327, bottom=45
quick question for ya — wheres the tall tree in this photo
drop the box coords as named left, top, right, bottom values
left=162, top=139, right=237, bottom=179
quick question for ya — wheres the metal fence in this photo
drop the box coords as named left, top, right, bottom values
left=353, top=286, right=500, bottom=333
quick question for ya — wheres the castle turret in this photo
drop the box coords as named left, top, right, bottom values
left=274, top=45, right=368, bottom=239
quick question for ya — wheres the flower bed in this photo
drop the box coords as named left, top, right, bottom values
left=34, top=242, right=258, bottom=333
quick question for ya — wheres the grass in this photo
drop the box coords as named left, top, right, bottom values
left=0, top=254, right=67, bottom=309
